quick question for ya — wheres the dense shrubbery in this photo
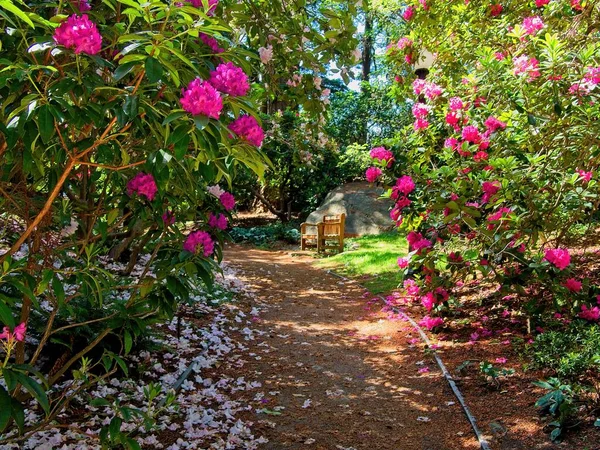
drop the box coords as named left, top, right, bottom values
left=230, top=223, right=300, bottom=246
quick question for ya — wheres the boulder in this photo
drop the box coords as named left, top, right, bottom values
left=305, top=181, right=394, bottom=237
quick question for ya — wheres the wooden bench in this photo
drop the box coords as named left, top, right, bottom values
left=300, top=213, right=345, bottom=253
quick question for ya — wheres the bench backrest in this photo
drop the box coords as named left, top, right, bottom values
left=322, top=213, right=345, bottom=236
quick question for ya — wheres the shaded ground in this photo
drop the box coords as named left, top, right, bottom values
left=224, top=245, right=479, bottom=450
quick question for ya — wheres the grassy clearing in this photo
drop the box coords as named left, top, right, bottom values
left=314, top=231, right=407, bottom=294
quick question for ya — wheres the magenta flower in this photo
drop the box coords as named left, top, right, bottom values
left=579, top=305, right=600, bottom=322
left=395, top=175, right=415, bottom=196
left=449, top=97, right=464, bottom=111
left=444, top=137, right=458, bottom=149
left=219, top=192, right=236, bottom=211
left=369, top=147, right=394, bottom=166
left=180, top=78, right=223, bottom=118
left=462, top=125, right=482, bottom=144
left=73, top=0, right=91, bottom=11
left=200, top=33, right=224, bottom=54
left=0, top=322, right=26, bottom=342
left=397, top=257, right=409, bottom=269
left=544, top=248, right=571, bottom=270
left=413, top=118, right=429, bottom=130
left=228, top=115, right=264, bottom=147
left=535, top=0, right=550, bottom=6
left=484, top=116, right=507, bottom=133
left=53, top=14, right=102, bottom=55
left=412, top=103, right=430, bottom=118
left=419, top=315, right=444, bottom=330
left=584, top=67, right=600, bottom=85
left=562, top=278, right=582, bottom=292
left=183, top=230, right=214, bottom=256
left=208, top=212, right=228, bottom=230
left=420, top=293, right=436, bottom=311
left=404, top=279, right=419, bottom=296
left=397, top=37, right=413, bottom=50
left=513, top=56, right=540, bottom=80
left=482, top=181, right=501, bottom=203
left=490, top=4, right=502, bottom=16
left=402, top=6, right=415, bottom=20
left=366, top=167, right=382, bottom=183
left=209, top=62, right=250, bottom=97
left=127, top=172, right=158, bottom=201
left=495, top=357, right=507, bottom=364
left=577, top=170, right=593, bottom=183
left=522, top=16, right=545, bottom=36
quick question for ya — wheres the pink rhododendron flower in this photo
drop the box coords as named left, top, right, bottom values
left=494, top=52, right=505, bottom=61
left=208, top=213, right=228, bottom=230
left=418, top=0, right=428, bottom=9
left=579, top=305, right=600, bottom=321
left=473, top=151, right=488, bottom=162
left=462, top=125, right=482, bottom=144
left=209, top=62, right=250, bottom=97
left=414, top=118, right=429, bottom=130
left=402, top=6, right=415, bottom=20
left=412, top=103, right=430, bottom=118
left=486, top=207, right=512, bottom=229
left=127, top=172, right=158, bottom=201
left=219, top=192, right=236, bottom=211
left=484, top=116, right=507, bottom=133
left=444, top=137, right=458, bottom=149
left=571, top=0, right=583, bottom=10
left=544, top=248, right=571, bottom=270
left=162, top=210, right=175, bottom=226
left=584, top=67, right=600, bottom=84
left=449, top=97, right=464, bottom=111
left=424, top=82, right=442, bottom=100
left=228, top=115, right=264, bottom=146
left=394, top=175, right=416, bottom=196
left=495, top=357, right=507, bottom=364
left=397, top=37, right=413, bottom=50
left=1, top=323, right=27, bottom=342
left=366, top=167, right=382, bottom=183
left=180, top=78, right=223, bottom=118
left=513, top=56, right=540, bottom=80
left=258, top=45, right=273, bottom=64
left=369, top=147, right=394, bottom=166
left=53, top=15, right=102, bottom=55
left=562, top=278, right=582, bottom=292
left=397, top=257, right=410, bottom=269
left=445, top=111, right=461, bottom=128
left=183, top=230, right=214, bottom=256
left=413, top=79, right=427, bottom=95
left=482, top=180, right=501, bottom=203
left=535, top=0, right=550, bottom=6
left=578, top=170, right=593, bottom=182
left=200, top=33, right=224, bottom=53
left=419, top=316, right=444, bottom=330
left=522, top=16, right=545, bottom=36
left=421, top=293, right=436, bottom=311
left=418, top=367, right=430, bottom=373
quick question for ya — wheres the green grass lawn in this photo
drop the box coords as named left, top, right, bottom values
left=314, top=231, right=407, bottom=294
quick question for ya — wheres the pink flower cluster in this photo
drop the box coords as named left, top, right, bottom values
left=209, top=62, right=250, bottom=97
left=208, top=213, right=228, bottom=230
left=407, top=231, right=432, bottom=252
left=481, top=180, right=501, bottom=203
left=183, top=231, right=214, bottom=256
left=562, top=278, right=582, bottom=292
left=462, top=125, right=482, bottom=144
left=397, top=37, right=413, bottom=50
left=397, top=257, right=410, bottom=269
left=535, top=0, right=550, bottom=6
left=127, top=172, right=158, bottom=201
left=53, top=14, right=102, bottom=55
left=220, top=192, right=236, bottom=211
left=366, top=167, right=382, bottom=183
left=449, top=97, right=464, bottom=111
left=544, top=248, right=571, bottom=270
left=579, top=305, right=600, bottom=322
left=486, top=207, right=512, bottom=229
left=393, top=175, right=415, bottom=197
left=522, top=16, right=545, bottom=37
left=200, top=33, right=224, bottom=54
left=402, top=6, right=415, bottom=21
left=74, top=0, right=91, bottom=11
left=370, top=147, right=394, bottom=167
left=180, top=78, right=223, bottom=118
left=578, top=169, right=593, bottom=183
left=490, top=4, right=503, bottom=16
left=484, top=116, right=507, bottom=133
left=0, top=323, right=26, bottom=342
left=513, top=56, right=540, bottom=81
left=413, top=79, right=442, bottom=100
left=419, top=316, right=444, bottom=331
left=228, top=115, right=264, bottom=147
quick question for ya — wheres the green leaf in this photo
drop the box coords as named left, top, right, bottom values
left=594, top=418, right=600, bottom=427
left=145, top=56, right=163, bottom=83
left=0, top=0, right=35, bottom=28
left=194, top=115, right=209, bottom=131
left=15, top=373, right=50, bottom=415
left=109, top=416, right=122, bottom=441
left=124, top=330, right=133, bottom=354
left=123, top=95, right=139, bottom=120
left=162, top=111, right=186, bottom=126
left=37, top=105, right=54, bottom=144
left=90, top=398, right=111, bottom=407
left=0, top=385, right=11, bottom=432
left=0, top=302, right=15, bottom=328
left=113, top=61, right=138, bottom=81
left=10, top=398, right=24, bottom=433
left=52, top=276, right=65, bottom=305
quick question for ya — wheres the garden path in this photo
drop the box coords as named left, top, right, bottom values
left=225, top=245, right=480, bottom=450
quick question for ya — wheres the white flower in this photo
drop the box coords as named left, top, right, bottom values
left=258, top=45, right=273, bottom=64
left=207, top=185, right=225, bottom=198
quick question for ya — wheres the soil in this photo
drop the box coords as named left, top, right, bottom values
left=224, top=244, right=479, bottom=450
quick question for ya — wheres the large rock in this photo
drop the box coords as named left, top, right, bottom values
left=305, top=181, right=394, bottom=237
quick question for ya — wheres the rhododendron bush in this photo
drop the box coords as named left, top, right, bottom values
left=374, top=0, right=600, bottom=323
left=0, top=0, right=275, bottom=439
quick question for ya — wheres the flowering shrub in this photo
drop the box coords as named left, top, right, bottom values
left=0, top=0, right=271, bottom=439
left=377, top=0, right=600, bottom=327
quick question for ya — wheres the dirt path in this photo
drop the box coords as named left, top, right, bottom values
left=225, top=245, right=479, bottom=450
